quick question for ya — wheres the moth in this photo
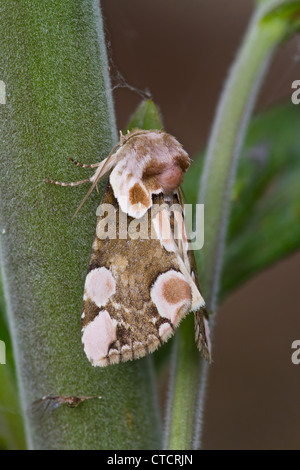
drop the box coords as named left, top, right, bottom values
left=46, top=129, right=211, bottom=366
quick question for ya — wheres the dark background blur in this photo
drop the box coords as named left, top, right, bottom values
left=101, top=0, right=300, bottom=450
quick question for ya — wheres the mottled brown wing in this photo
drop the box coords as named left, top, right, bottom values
left=175, top=189, right=211, bottom=362
left=188, top=250, right=211, bottom=362
left=81, top=183, right=203, bottom=366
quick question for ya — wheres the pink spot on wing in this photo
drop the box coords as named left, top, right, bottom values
left=84, top=267, right=115, bottom=308
left=82, top=310, right=117, bottom=366
left=151, top=270, right=191, bottom=326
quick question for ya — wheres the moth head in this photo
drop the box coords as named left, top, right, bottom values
left=120, top=130, right=191, bottom=193
left=142, top=154, right=190, bottom=192
left=74, top=130, right=190, bottom=217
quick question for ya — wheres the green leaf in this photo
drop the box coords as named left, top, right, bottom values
left=0, top=365, right=26, bottom=450
left=223, top=103, right=300, bottom=296
left=258, top=1, right=300, bottom=38
left=183, top=103, right=300, bottom=299
left=261, top=1, right=300, bottom=22
left=126, top=100, right=164, bottom=132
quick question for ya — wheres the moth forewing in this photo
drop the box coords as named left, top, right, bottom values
left=46, top=129, right=211, bottom=366
left=173, top=189, right=211, bottom=360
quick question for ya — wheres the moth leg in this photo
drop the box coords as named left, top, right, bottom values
left=67, top=156, right=101, bottom=169
left=45, top=177, right=91, bottom=187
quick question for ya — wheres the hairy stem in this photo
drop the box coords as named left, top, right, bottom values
left=0, top=1, right=161, bottom=449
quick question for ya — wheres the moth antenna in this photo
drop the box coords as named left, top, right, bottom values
left=45, top=178, right=91, bottom=187
left=72, top=182, right=99, bottom=218
left=67, top=156, right=101, bottom=169
left=72, top=140, right=123, bottom=218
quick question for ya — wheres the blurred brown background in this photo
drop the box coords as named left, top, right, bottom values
left=101, top=0, right=300, bottom=450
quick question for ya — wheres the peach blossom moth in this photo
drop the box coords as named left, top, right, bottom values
left=46, top=130, right=211, bottom=366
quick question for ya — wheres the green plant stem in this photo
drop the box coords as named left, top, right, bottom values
left=165, top=316, right=206, bottom=450
left=0, top=1, right=161, bottom=449
left=166, top=0, right=300, bottom=450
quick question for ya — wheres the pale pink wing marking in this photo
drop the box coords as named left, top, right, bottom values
left=83, top=267, right=116, bottom=308
left=151, top=270, right=192, bottom=327
left=82, top=311, right=117, bottom=367
left=110, top=162, right=153, bottom=219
